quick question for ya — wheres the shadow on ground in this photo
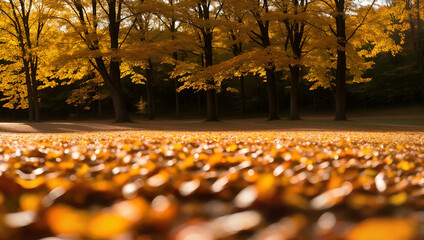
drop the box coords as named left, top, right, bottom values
left=0, top=115, right=423, bottom=133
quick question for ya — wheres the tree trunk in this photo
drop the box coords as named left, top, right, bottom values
left=110, top=59, right=130, bottom=123
left=266, top=67, right=279, bottom=120
left=283, top=1, right=307, bottom=121
left=335, top=47, right=347, bottom=121
left=95, top=64, right=129, bottom=122
left=197, top=92, right=202, bottom=116
left=30, top=61, right=40, bottom=122
left=98, top=97, right=102, bottom=119
left=255, top=10, right=280, bottom=120
left=95, top=57, right=130, bottom=123
left=71, top=0, right=130, bottom=122
left=24, top=61, right=34, bottom=122
left=289, top=66, right=301, bottom=120
left=146, top=59, right=155, bottom=120
left=108, top=0, right=130, bottom=123
left=417, top=0, right=424, bottom=83
left=111, top=70, right=129, bottom=122
left=407, top=0, right=420, bottom=63
left=240, top=75, right=246, bottom=116
left=31, top=76, right=40, bottom=122
left=173, top=52, right=180, bottom=119
left=204, top=32, right=218, bottom=121
left=98, top=84, right=102, bottom=119
left=110, top=91, right=128, bottom=122
left=335, top=0, right=348, bottom=121
left=232, top=36, right=245, bottom=117
left=206, top=89, right=218, bottom=121
left=175, top=79, right=180, bottom=119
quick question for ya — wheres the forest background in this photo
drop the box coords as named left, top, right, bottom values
left=0, top=0, right=422, bottom=122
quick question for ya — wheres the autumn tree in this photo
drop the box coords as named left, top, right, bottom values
left=155, top=0, right=183, bottom=119
left=55, top=0, right=134, bottom=122
left=125, top=0, right=157, bottom=120
left=380, top=0, right=409, bottom=62
left=224, top=0, right=281, bottom=120
left=123, top=0, right=196, bottom=120
left=171, top=0, right=224, bottom=121
left=219, top=2, right=248, bottom=116
left=413, top=0, right=424, bottom=83
left=55, top=62, right=104, bottom=114
left=272, top=0, right=311, bottom=120
left=402, top=0, right=424, bottom=83
left=314, top=0, right=377, bottom=120
left=0, top=0, right=56, bottom=121
left=179, top=0, right=290, bottom=120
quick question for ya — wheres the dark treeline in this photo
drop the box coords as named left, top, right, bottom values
left=1, top=49, right=421, bottom=121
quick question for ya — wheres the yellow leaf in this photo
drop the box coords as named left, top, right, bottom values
left=347, top=218, right=416, bottom=240
left=88, top=213, right=132, bottom=239
left=47, top=205, right=88, bottom=236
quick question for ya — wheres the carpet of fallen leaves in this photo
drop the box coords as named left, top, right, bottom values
left=0, top=131, right=423, bottom=240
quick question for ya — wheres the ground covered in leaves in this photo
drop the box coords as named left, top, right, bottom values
left=0, top=131, right=423, bottom=240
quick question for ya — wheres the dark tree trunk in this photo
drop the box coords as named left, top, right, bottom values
left=171, top=14, right=181, bottom=119
left=266, top=67, right=279, bottom=120
left=21, top=3, right=39, bottom=122
left=95, top=63, right=129, bottom=123
left=31, top=75, right=40, bottom=122
left=289, top=65, right=301, bottom=120
left=204, top=32, right=218, bottom=121
left=406, top=0, right=424, bottom=100
left=107, top=0, right=130, bottom=122
left=71, top=0, right=129, bottom=122
left=235, top=50, right=246, bottom=116
left=110, top=59, right=130, bottom=123
left=252, top=0, right=280, bottom=120
left=334, top=0, right=348, bottom=121
left=240, top=75, right=246, bottom=116
left=407, top=0, right=419, bottom=62
left=335, top=48, right=347, bottom=121
left=206, top=89, right=217, bottom=121
left=166, top=2, right=180, bottom=119
left=173, top=52, right=180, bottom=119
left=216, top=89, right=220, bottom=116
left=146, top=59, right=155, bottom=120
left=197, top=92, right=202, bottom=115
left=231, top=31, right=246, bottom=117
left=110, top=89, right=129, bottom=122
left=23, top=61, right=34, bottom=122
left=417, top=0, right=424, bottom=83
left=15, top=1, right=40, bottom=122
left=95, top=58, right=129, bottom=123
left=283, top=0, right=307, bottom=121
left=175, top=78, right=180, bottom=119
left=30, top=60, right=40, bottom=122
left=265, top=72, right=279, bottom=120
left=98, top=84, right=102, bottom=119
